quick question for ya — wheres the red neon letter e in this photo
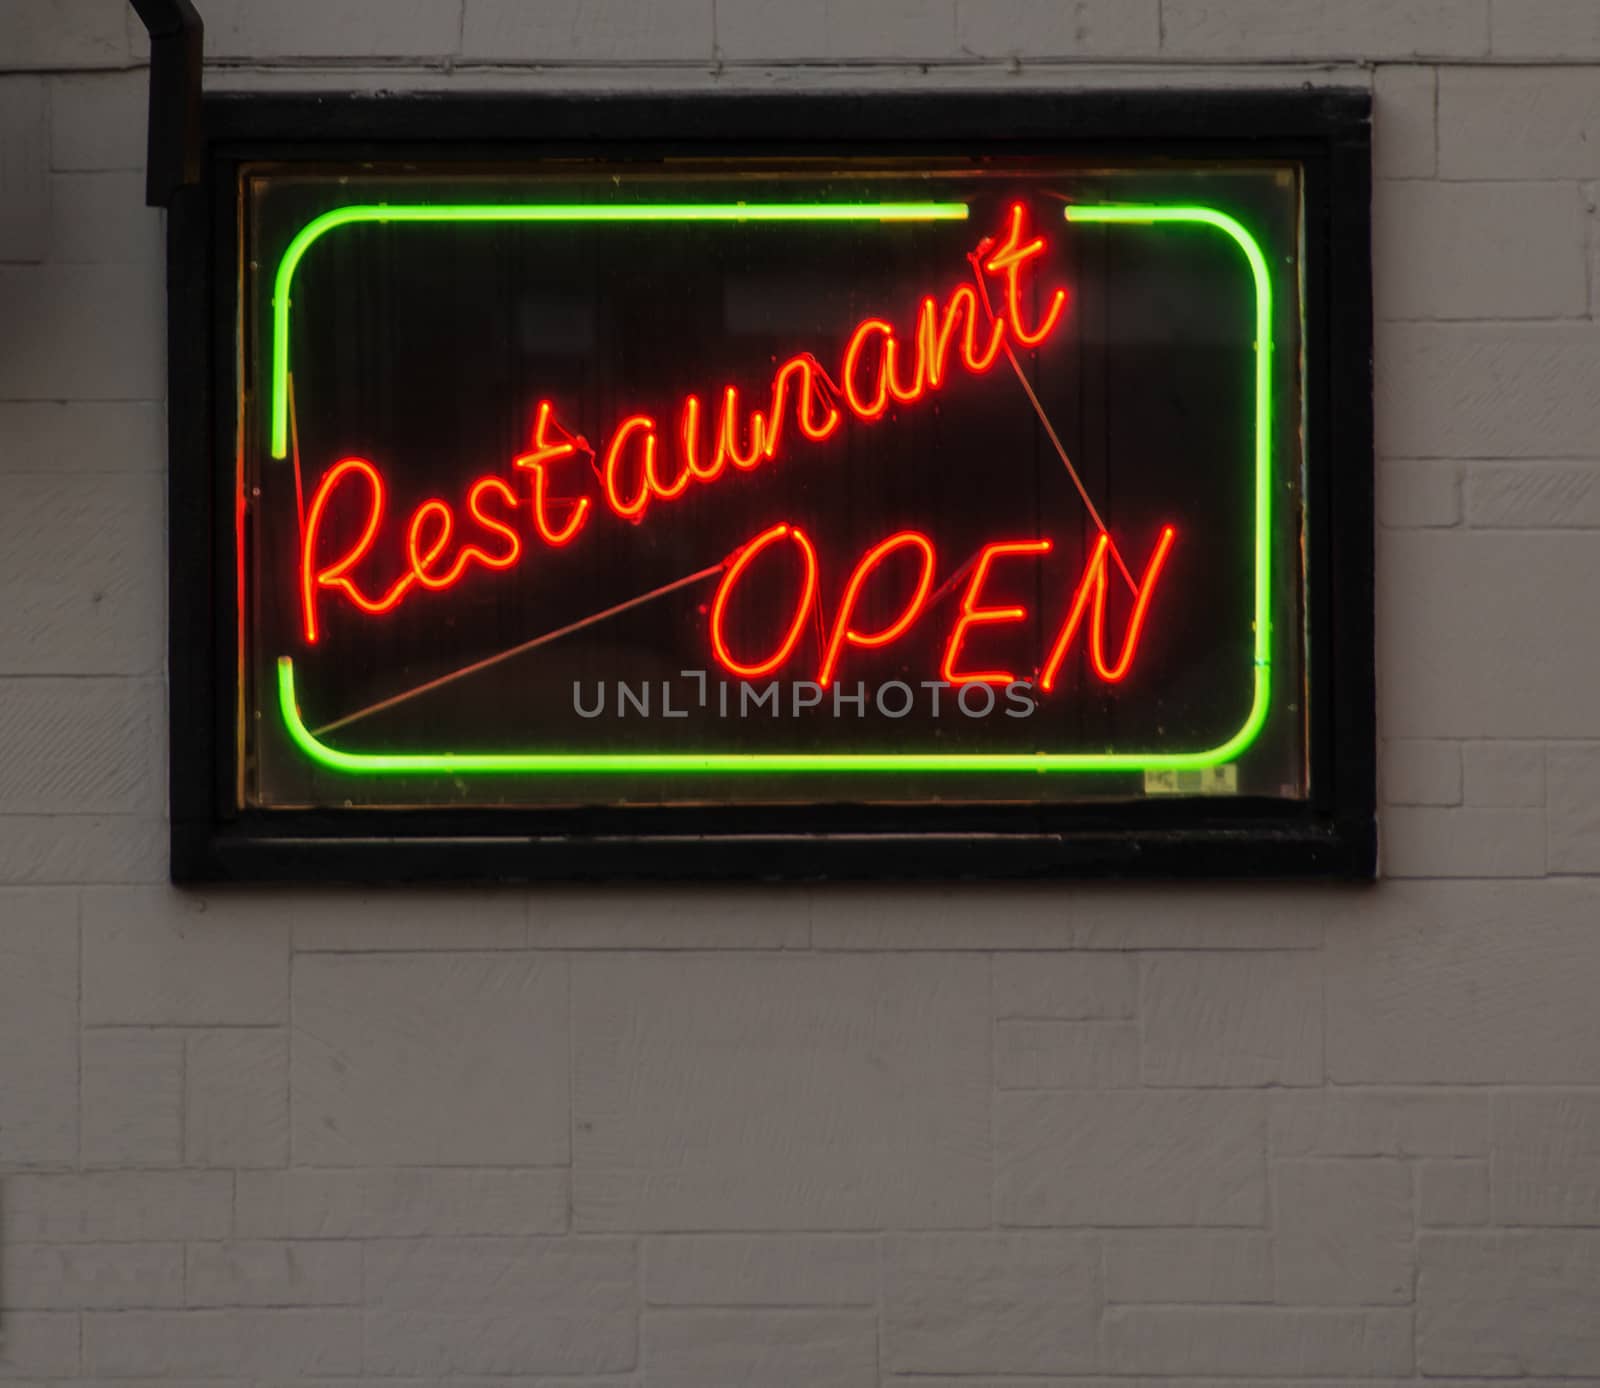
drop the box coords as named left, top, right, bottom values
left=710, top=522, right=819, bottom=679
left=940, top=538, right=1052, bottom=685
left=817, top=530, right=936, bottom=686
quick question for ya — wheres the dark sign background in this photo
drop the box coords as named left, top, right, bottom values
left=242, top=162, right=1304, bottom=808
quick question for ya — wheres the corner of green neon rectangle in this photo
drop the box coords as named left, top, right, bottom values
left=270, top=199, right=1274, bottom=778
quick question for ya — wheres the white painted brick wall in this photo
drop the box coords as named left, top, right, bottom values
left=995, top=1091, right=1267, bottom=1225
left=1103, top=1303, right=1415, bottom=1376
left=1102, top=1228, right=1272, bottom=1303
left=644, top=1307, right=873, bottom=1388
left=572, top=954, right=991, bottom=1230
left=185, top=1029, right=289, bottom=1167
left=467, top=0, right=713, bottom=63
left=1379, top=456, right=1460, bottom=526
left=1139, top=950, right=1323, bottom=1085
left=80, top=1027, right=183, bottom=1166
left=1468, top=459, right=1600, bottom=526
left=955, top=1, right=1160, bottom=61
left=3, top=0, right=1600, bottom=1381
left=0, top=0, right=131, bottom=70
left=183, top=1238, right=363, bottom=1308
left=1418, top=1231, right=1600, bottom=1375
left=1272, top=1159, right=1415, bottom=1304
left=881, top=1233, right=1099, bottom=1374
left=1440, top=68, right=1600, bottom=178
left=1383, top=737, right=1463, bottom=804
left=994, top=1017, right=1141, bottom=1087
left=1493, top=0, right=1600, bottom=58
left=1419, top=1157, right=1492, bottom=1226
left=0, top=79, right=48, bottom=263
left=1161, top=0, right=1490, bottom=61
left=202, top=0, right=464, bottom=61
left=362, top=1238, right=636, bottom=1375
left=1491, top=1091, right=1600, bottom=1224
left=1, top=1240, right=186, bottom=1309
left=643, top=1234, right=879, bottom=1306
left=293, top=953, right=569, bottom=1166
left=233, top=1165, right=569, bottom=1238
left=1375, top=180, right=1587, bottom=319
left=1373, top=65, right=1437, bottom=178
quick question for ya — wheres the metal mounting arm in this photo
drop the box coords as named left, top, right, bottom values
left=127, top=0, right=204, bottom=207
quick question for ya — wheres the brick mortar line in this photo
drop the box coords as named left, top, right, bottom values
left=1380, top=314, right=1597, bottom=324
left=28, top=56, right=1600, bottom=72
left=15, top=56, right=1600, bottom=79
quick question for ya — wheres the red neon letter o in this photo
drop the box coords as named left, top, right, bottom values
left=709, top=523, right=819, bottom=679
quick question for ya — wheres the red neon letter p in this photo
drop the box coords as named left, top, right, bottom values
left=817, top=531, right=936, bottom=686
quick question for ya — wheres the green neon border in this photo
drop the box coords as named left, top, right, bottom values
left=270, top=201, right=1274, bottom=777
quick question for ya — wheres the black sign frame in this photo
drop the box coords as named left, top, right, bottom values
left=168, top=88, right=1374, bottom=882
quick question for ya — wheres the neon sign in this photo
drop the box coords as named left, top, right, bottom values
left=158, top=88, right=1377, bottom=883
left=235, top=152, right=1322, bottom=818
left=296, top=204, right=1069, bottom=643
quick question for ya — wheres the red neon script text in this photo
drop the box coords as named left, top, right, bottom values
left=298, top=206, right=1067, bottom=644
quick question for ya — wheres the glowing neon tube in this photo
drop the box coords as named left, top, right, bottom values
left=280, top=640, right=1254, bottom=778
left=1063, top=204, right=1273, bottom=765
left=273, top=202, right=1276, bottom=778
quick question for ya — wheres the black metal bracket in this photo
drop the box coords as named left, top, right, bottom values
left=127, top=0, right=204, bottom=207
